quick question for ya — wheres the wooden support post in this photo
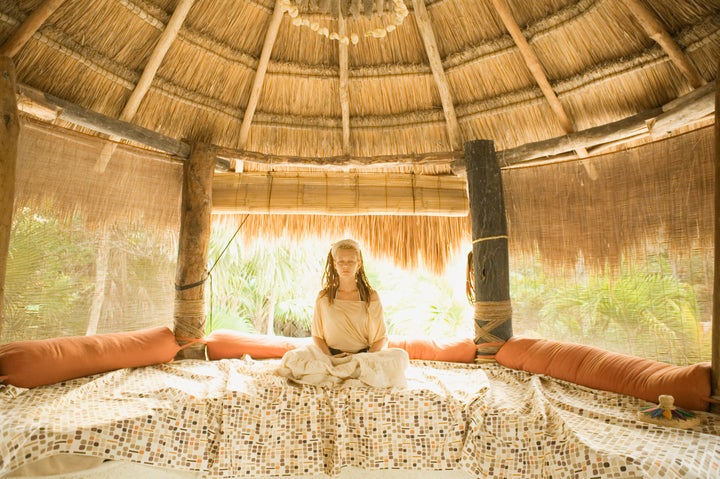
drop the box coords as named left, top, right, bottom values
left=465, top=140, right=512, bottom=356
left=712, top=67, right=720, bottom=413
left=174, top=143, right=216, bottom=359
left=0, top=57, right=19, bottom=336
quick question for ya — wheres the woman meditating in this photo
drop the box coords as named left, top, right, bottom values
left=277, top=239, right=408, bottom=388
left=312, top=238, right=388, bottom=357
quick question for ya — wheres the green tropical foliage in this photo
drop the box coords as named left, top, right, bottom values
left=204, top=224, right=321, bottom=336
left=2, top=206, right=175, bottom=342
left=3, top=207, right=95, bottom=341
left=510, top=253, right=710, bottom=364
left=204, top=230, right=474, bottom=338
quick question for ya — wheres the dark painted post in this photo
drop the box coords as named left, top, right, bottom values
left=465, top=139, right=512, bottom=356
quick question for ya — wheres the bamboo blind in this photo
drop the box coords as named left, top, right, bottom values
left=213, top=171, right=468, bottom=216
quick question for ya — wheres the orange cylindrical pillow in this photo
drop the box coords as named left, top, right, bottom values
left=205, top=330, right=309, bottom=360
left=496, top=336, right=712, bottom=411
left=388, top=336, right=478, bottom=363
left=0, top=327, right=181, bottom=388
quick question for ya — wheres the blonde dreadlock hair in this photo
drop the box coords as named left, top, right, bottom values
left=321, top=239, right=373, bottom=305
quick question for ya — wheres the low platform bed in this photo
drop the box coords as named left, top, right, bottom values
left=0, top=331, right=719, bottom=479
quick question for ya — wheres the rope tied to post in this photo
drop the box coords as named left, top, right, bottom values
left=472, top=234, right=508, bottom=244
left=474, top=300, right=512, bottom=344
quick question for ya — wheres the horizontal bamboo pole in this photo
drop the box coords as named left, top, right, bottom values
left=212, top=171, right=468, bottom=216
left=452, top=81, right=716, bottom=174
left=16, top=83, right=192, bottom=159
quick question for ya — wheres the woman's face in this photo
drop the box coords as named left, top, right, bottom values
left=333, top=249, right=361, bottom=279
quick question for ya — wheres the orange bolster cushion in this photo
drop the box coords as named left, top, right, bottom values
left=0, top=327, right=181, bottom=389
left=205, top=330, right=309, bottom=360
left=388, top=336, right=477, bottom=363
left=495, top=336, right=712, bottom=411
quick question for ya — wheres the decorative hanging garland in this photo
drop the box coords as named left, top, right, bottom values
left=279, top=0, right=409, bottom=45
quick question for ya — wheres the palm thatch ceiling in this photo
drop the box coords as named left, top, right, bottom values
left=1, top=0, right=719, bottom=273
left=3, top=0, right=717, bottom=170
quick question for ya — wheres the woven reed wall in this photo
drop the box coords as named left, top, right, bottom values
left=14, top=119, right=184, bottom=233
left=503, top=124, right=715, bottom=271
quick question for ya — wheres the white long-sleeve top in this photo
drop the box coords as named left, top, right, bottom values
left=311, top=295, right=388, bottom=353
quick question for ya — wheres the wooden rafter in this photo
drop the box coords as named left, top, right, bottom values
left=490, top=0, right=595, bottom=177
left=339, top=14, right=351, bottom=155
left=120, top=0, right=196, bottom=123
left=621, top=0, right=705, bottom=89
left=238, top=0, right=285, bottom=148
left=0, top=0, right=67, bottom=57
left=96, top=0, right=196, bottom=172
left=490, top=0, right=571, bottom=132
left=411, top=0, right=462, bottom=151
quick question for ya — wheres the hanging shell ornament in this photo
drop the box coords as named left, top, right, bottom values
left=280, top=0, right=408, bottom=45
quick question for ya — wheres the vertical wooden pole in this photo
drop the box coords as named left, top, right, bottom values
left=0, top=56, right=19, bottom=337
left=712, top=73, right=720, bottom=413
left=174, top=142, right=215, bottom=359
left=465, top=140, right=512, bottom=356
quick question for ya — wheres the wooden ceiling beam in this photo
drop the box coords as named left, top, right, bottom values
left=238, top=0, right=285, bottom=148
left=490, top=0, right=595, bottom=177
left=16, top=83, right=193, bottom=160
left=96, top=0, right=196, bottom=172
left=475, top=81, right=714, bottom=171
left=621, top=0, right=705, bottom=89
left=338, top=14, right=351, bottom=155
left=411, top=0, right=462, bottom=151
left=215, top=146, right=463, bottom=170
left=0, top=0, right=67, bottom=58
left=451, top=80, right=716, bottom=174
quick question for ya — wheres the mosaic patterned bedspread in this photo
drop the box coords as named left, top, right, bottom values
left=1, top=358, right=719, bottom=479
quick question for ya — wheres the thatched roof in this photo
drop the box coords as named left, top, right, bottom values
left=2, top=0, right=718, bottom=272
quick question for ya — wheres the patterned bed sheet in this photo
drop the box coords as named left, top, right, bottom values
left=0, top=358, right=718, bottom=479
